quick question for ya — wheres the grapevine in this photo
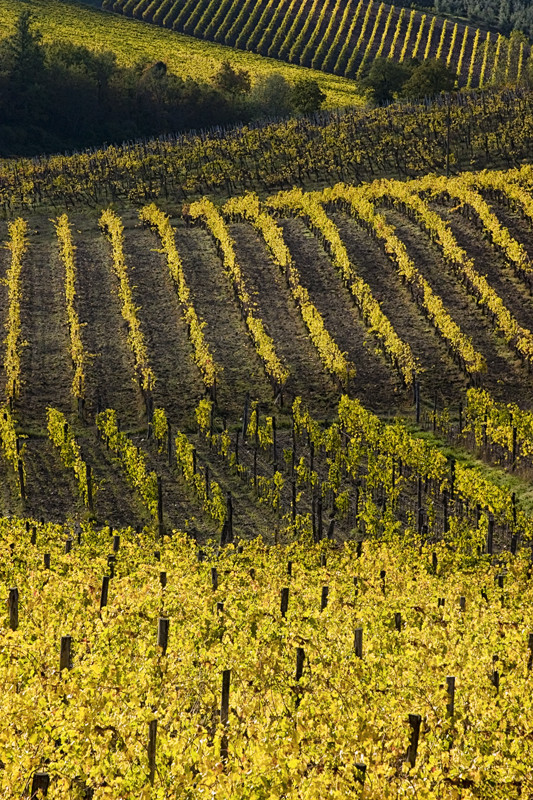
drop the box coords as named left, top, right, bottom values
left=188, top=198, right=289, bottom=392
left=99, top=210, right=156, bottom=393
left=47, top=407, right=96, bottom=507
left=139, top=204, right=218, bottom=392
left=267, top=188, right=417, bottom=386
left=224, top=193, right=355, bottom=387
left=3, top=218, right=28, bottom=403
left=54, top=214, right=87, bottom=403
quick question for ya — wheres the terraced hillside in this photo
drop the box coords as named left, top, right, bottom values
left=103, top=0, right=531, bottom=87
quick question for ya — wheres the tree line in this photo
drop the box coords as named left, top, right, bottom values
left=398, top=0, right=533, bottom=40
left=0, top=11, right=327, bottom=157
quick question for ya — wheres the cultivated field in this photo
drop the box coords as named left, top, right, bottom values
left=104, top=0, right=530, bottom=87
left=3, top=165, right=533, bottom=798
left=0, top=167, right=533, bottom=532
left=0, top=0, right=363, bottom=109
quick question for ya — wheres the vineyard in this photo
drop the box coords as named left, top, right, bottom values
left=4, top=162, right=533, bottom=796
left=0, top=0, right=362, bottom=110
left=3, top=86, right=533, bottom=215
left=102, top=0, right=531, bottom=87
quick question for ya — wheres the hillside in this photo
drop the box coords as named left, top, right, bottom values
left=1, top=7, right=533, bottom=782
left=2, top=165, right=533, bottom=798
left=102, top=0, right=531, bottom=87
left=0, top=165, right=531, bottom=532
left=0, top=86, right=532, bottom=212
left=0, top=0, right=363, bottom=109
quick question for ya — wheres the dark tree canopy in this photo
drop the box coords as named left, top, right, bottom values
left=401, top=60, right=457, bottom=99
left=0, top=15, right=324, bottom=156
left=211, top=61, right=251, bottom=96
left=361, top=58, right=458, bottom=104
left=395, top=0, right=533, bottom=39
left=361, top=59, right=413, bottom=104
left=291, top=79, right=326, bottom=114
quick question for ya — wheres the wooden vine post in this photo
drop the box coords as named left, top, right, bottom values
left=407, top=714, right=421, bottom=767
left=148, top=719, right=157, bottom=785
left=30, top=772, right=50, bottom=798
left=8, top=587, right=18, bottom=630
left=220, top=669, right=231, bottom=762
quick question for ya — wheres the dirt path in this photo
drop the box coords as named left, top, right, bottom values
left=23, top=438, right=79, bottom=523
left=330, top=210, right=467, bottom=403
left=378, top=204, right=533, bottom=403
left=123, top=221, right=205, bottom=430
left=73, top=425, right=146, bottom=529
left=484, top=199, right=533, bottom=263
left=18, top=225, right=72, bottom=427
left=75, top=221, right=144, bottom=427
left=432, top=202, right=533, bottom=334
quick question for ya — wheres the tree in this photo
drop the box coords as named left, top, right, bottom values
left=211, top=60, right=251, bottom=96
left=360, top=58, right=413, bottom=104
left=401, top=59, right=457, bottom=99
left=291, top=78, right=326, bottom=114
left=249, top=72, right=293, bottom=118
left=0, top=11, right=46, bottom=130
left=0, top=10, right=44, bottom=84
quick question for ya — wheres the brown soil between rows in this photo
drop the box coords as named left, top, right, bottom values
left=18, top=227, right=72, bottom=427
left=480, top=198, right=533, bottom=266
left=432, top=202, right=533, bottom=335
left=277, top=215, right=401, bottom=412
left=173, top=222, right=273, bottom=421
left=23, top=438, right=79, bottom=523
left=192, top=434, right=282, bottom=543
left=0, top=453, right=22, bottom=519
left=132, top=435, right=213, bottom=534
left=378, top=204, right=533, bottom=404
left=229, top=220, right=339, bottom=420
left=75, top=426, right=145, bottom=529
left=122, top=222, right=205, bottom=430
left=74, top=223, right=144, bottom=427
left=330, top=209, right=467, bottom=402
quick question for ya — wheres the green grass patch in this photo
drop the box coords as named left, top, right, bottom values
left=0, top=0, right=364, bottom=109
left=405, top=423, right=533, bottom=515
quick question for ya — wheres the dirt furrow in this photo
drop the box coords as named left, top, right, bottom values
left=73, top=426, right=146, bottom=529
left=18, top=226, right=72, bottom=427
left=23, top=438, right=80, bottom=524
left=174, top=223, right=274, bottom=420
left=229, top=220, right=338, bottom=420
left=331, top=210, right=467, bottom=402
left=123, top=222, right=205, bottom=430
left=278, top=216, right=401, bottom=412
left=379, top=204, right=533, bottom=403
left=75, top=221, right=144, bottom=426
left=483, top=199, right=533, bottom=263
left=432, top=202, right=533, bottom=333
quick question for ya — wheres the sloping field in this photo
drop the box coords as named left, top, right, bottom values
left=1, top=86, right=532, bottom=213
left=0, top=166, right=532, bottom=531
left=2, top=166, right=533, bottom=798
left=102, top=0, right=530, bottom=87
left=0, top=0, right=363, bottom=109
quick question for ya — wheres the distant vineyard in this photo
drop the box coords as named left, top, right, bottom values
left=2, top=87, right=533, bottom=214
left=103, top=0, right=531, bottom=87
